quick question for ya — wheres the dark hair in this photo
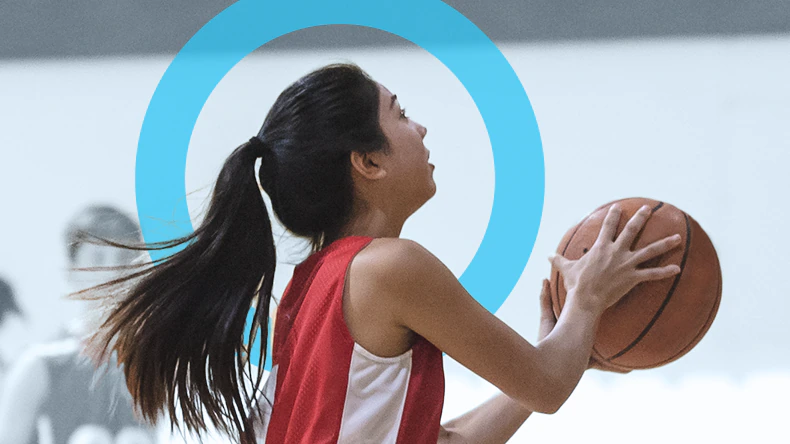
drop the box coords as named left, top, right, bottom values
left=64, top=205, right=142, bottom=265
left=0, top=277, right=22, bottom=323
left=79, top=63, right=388, bottom=443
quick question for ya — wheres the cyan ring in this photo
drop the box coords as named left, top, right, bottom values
left=135, top=0, right=545, bottom=370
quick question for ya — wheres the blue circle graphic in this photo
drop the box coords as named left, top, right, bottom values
left=136, top=0, right=544, bottom=371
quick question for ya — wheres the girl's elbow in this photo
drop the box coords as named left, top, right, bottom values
left=530, top=380, right=572, bottom=415
left=538, top=395, right=565, bottom=415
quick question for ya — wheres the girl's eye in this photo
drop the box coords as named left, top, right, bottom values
left=399, top=108, right=408, bottom=119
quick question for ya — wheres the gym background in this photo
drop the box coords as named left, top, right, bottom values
left=1, top=1, right=788, bottom=442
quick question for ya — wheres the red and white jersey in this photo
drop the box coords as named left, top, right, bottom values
left=256, top=236, right=445, bottom=443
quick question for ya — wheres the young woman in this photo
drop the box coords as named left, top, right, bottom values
left=0, top=205, right=156, bottom=444
left=80, top=64, right=682, bottom=444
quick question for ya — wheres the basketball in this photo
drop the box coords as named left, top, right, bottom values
left=549, top=197, right=722, bottom=371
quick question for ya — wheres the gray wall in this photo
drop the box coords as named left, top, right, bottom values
left=2, top=0, right=789, bottom=59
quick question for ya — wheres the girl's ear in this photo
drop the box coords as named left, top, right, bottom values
left=350, top=151, right=387, bottom=180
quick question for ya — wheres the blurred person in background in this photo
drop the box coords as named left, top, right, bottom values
left=0, top=205, right=157, bottom=444
left=0, top=277, right=30, bottom=384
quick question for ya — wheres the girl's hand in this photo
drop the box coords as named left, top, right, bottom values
left=549, top=204, right=682, bottom=316
left=538, top=277, right=630, bottom=374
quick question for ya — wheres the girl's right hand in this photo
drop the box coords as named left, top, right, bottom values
left=549, top=204, right=683, bottom=316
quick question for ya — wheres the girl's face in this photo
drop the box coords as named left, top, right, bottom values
left=375, top=83, right=435, bottom=212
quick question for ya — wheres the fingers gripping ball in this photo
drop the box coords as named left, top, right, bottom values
left=550, top=197, right=722, bottom=371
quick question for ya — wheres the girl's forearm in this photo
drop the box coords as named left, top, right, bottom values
left=534, top=290, right=602, bottom=411
left=438, top=392, right=532, bottom=444
left=438, top=289, right=601, bottom=443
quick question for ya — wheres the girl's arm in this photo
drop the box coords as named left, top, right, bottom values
left=364, top=205, right=677, bottom=415
left=436, top=279, right=555, bottom=444
left=365, top=239, right=599, bottom=414
left=438, top=393, right=532, bottom=444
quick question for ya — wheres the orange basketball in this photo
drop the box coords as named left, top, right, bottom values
left=549, top=197, right=722, bottom=371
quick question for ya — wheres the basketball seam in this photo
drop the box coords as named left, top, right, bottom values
left=593, top=201, right=662, bottom=364
left=605, top=211, right=692, bottom=362
left=636, top=250, right=722, bottom=369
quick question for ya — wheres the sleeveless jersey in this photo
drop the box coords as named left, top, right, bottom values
left=256, top=236, right=445, bottom=443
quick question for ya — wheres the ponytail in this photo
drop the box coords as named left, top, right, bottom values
left=77, top=63, right=390, bottom=443
left=83, top=137, right=276, bottom=442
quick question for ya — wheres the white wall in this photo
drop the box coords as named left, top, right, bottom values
left=1, top=34, right=789, bottom=442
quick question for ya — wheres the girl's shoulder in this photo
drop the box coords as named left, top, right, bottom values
left=351, top=237, right=446, bottom=294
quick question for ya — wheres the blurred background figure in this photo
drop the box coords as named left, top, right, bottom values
left=0, top=277, right=30, bottom=384
left=0, top=205, right=157, bottom=444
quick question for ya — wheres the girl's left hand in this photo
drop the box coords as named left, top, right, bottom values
left=538, top=278, right=631, bottom=374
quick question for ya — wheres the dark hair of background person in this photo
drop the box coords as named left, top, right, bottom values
left=65, top=204, right=143, bottom=266
left=73, top=63, right=390, bottom=443
left=0, top=277, right=22, bottom=324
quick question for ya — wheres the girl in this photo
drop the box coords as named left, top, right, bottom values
left=79, top=64, right=682, bottom=443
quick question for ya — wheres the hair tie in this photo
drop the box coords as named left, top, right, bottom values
left=247, top=136, right=270, bottom=160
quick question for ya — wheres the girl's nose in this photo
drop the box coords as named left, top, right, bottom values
left=417, top=122, right=427, bottom=139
